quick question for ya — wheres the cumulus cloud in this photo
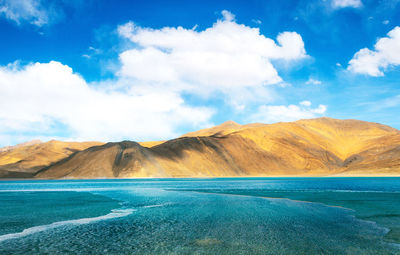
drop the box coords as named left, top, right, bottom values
left=0, top=61, right=213, bottom=144
left=221, top=9, right=235, bottom=22
left=305, top=78, right=322, bottom=85
left=0, top=10, right=309, bottom=145
left=332, top=0, right=362, bottom=9
left=348, top=26, right=400, bottom=76
left=117, top=10, right=307, bottom=103
left=249, top=101, right=327, bottom=123
left=0, top=0, right=49, bottom=26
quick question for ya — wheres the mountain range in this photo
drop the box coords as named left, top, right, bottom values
left=1, top=117, right=399, bottom=178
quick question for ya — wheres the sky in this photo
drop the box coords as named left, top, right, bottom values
left=0, top=0, right=400, bottom=146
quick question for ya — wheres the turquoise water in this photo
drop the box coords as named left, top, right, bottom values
left=0, top=178, right=399, bottom=254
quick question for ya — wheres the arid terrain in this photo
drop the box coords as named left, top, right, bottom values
left=1, top=117, right=399, bottom=178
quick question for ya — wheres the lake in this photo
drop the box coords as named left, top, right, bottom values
left=0, top=178, right=399, bottom=254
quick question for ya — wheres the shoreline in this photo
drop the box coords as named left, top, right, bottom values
left=1, top=175, right=400, bottom=181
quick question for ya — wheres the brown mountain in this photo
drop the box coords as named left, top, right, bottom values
left=27, top=117, right=400, bottom=179
left=182, top=120, right=243, bottom=137
left=0, top=140, right=103, bottom=178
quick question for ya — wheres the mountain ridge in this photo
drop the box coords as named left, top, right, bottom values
left=1, top=117, right=400, bottom=178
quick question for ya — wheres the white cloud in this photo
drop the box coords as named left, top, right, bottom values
left=0, top=10, right=309, bottom=145
left=348, top=26, right=400, bottom=76
left=383, top=20, right=389, bottom=25
left=332, top=0, right=362, bottom=9
left=249, top=101, right=327, bottom=123
left=0, top=0, right=49, bottom=26
left=117, top=10, right=307, bottom=104
left=305, top=78, right=322, bottom=85
left=0, top=61, right=214, bottom=144
left=221, top=10, right=235, bottom=22
left=300, top=100, right=312, bottom=106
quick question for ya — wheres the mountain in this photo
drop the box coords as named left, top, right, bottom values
left=182, top=120, right=243, bottom=137
left=27, top=117, right=400, bottom=179
left=0, top=140, right=103, bottom=178
left=0, top=139, right=42, bottom=153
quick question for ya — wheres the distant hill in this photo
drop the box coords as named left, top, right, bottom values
left=1, top=118, right=400, bottom=178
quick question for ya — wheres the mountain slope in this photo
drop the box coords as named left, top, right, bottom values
left=182, top=120, right=243, bottom=137
left=34, top=118, right=400, bottom=178
left=0, top=140, right=103, bottom=178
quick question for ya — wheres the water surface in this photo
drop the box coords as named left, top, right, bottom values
left=0, top=178, right=399, bottom=254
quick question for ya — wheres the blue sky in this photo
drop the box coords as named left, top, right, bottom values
left=0, top=0, right=399, bottom=146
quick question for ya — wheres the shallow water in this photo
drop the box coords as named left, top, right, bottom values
left=0, top=178, right=399, bottom=254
